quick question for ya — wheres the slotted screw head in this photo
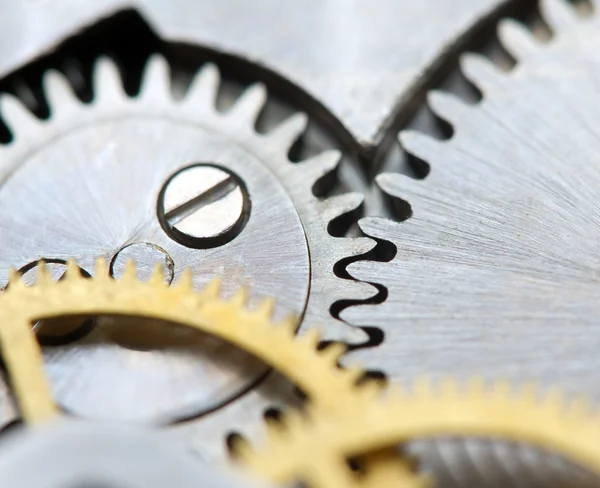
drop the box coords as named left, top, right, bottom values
left=157, top=164, right=250, bottom=249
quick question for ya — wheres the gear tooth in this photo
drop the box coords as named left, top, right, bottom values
left=427, top=90, right=471, bottom=125
left=466, top=376, right=486, bottom=397
left=319, top=342, right=347, bottom=364
left=440, top=377, right=459, bottom=398
left=543, top=386, right=564, bottom=413
left=92, top=56, right=124, bottom=102
left=203, top=276, right=222, bottom=298
left=359, top=378, right=386, bottom=399
left=320, top=192, right=364, bottom=223
left=343, top=365, right=364, bottom=384
left=460, top=53, right=503, bottom=95
left=35, top=260, right=52, bottom=286
left=298, top=150, right=341, bottom=186
left=568, top=396, right=590, bottom=420
left=519, top=381, right=538, bottom=406
left=94, top=257, right=109, bottom=279
left=0, top=94, right=39, bottom=135
left=227, top=83, right=267, bottom=126
left=413, top=376, right=433, bottom=398
left=492, top=379, right=512, bottom=400
left=185, top=63, right=220, bottom=111
left=6, top=267, right=24, bottom=288
left=498, top=19, right=540, bottom=60
left=255, top=297, right=275, bottom=319
left=229, top=434, right=255, bottom=462
left=149, top=263, right=165, bottom=286
left=541, top=0, right=579, bottom=32
left=267, top=113, right=308, bottom=153
left=300, top=327, right=322, bottom=348
left=399, top=130, right=444, bottom=165
left=278, top=315, right=299, bottom=336
left=121, top=258, right=137, bottom=282
left=140, top=54, right=171, bottom=101
left=43, top=70, right=78, bottom=114
left=177, top=268, right=193, bottom=291
left=265, top=418, right=287, bottom=442
left=64, top=259, right=82, bottom=281
left=230, top=287, right=249, bottom=307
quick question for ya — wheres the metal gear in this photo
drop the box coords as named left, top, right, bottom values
left=342, top=0, right=600, bottom=484
left=0, top=421, right=263, bottom=488
left=0, top=54, right=375, bottom=425
left=0, top=258, right=415, bottom=483
left=242, top=378, right=600, bottom=488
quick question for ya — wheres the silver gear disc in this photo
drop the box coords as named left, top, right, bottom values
left=0, top=55, right=374, bottom=427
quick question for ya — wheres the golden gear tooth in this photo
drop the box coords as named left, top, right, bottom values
left=543, top=386, right=564, bottom=413
left=121, top=258, right=137, bottom=282
left=35, top=260, right=52, bottom=286
left=64, top=259, right=81, bottom=280
left=6, top=267, right=24, bottom=289
left=319, top=342, right=347, bottom=364
left=466, top=376, right=485, bottom=397
left=94, top=257, right=109, bottom=279
left=244, top=377, right=600, bottom=488
left=229, top=434, right=255, bottom=463
left=176, top=267, right=193, bottom=291
left=412, top=376, right=433, bottom=398
left=149, top=263, right=166, bottom=286
left=276, top=315, right=298, bottom=336
left=230, top=287, right=249, bottom=307
left=439, top=376, right=459, bottom=398
left=0, top=260, right=413, bottom=487
left=300, top=327, right=321, bottom=348
left=359, top=450, right=432, bottom=488
left=567, top=397, right=590, bottom=421
left=492, top=378, right=512, bottom=400
left=254, top=297, right=275, bottom=319
left=202, top=276, right=222, bottom=298
left=343, top=365, right=364, bottom=385
left=519, top=381, right=538, bottom=406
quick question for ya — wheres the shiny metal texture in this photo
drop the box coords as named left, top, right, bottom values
left=0, top=421, right=263, bottom=488
left=0, top=0, right=511, bottom=154
left=0, top=55, right=373, bottom=425
left=343, top=0, right=600, bottom=485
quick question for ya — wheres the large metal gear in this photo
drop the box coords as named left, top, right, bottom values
left=342, top=0, right=600, bottom=483
left=0, top=0, right=512, bottom=153
left=242, top=377, right=600, bottom=488
left=0, top=259, right=416, bottom=484
left=344, top=0, right=600, bottom=406
left=0, top=54, right=375, bottom=427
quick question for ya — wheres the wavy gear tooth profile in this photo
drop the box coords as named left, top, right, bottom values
left=0, top=259, right=417, bottom=484
left=341, top=0, right=600, bottom=483
left=242, top=377, right=600, bottom=488
left=0, top=54, right=376, bottom=344
left=0, top=54, right=377, bottom=435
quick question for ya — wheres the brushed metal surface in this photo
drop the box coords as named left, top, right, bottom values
left=0, top=0, right=511, bottom=152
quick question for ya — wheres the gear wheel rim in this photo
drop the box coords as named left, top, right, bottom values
left=0, top=258, right=418, bottom=484
left=242, top=377, right=600, bottom=488
left=0, top=54, right=376, bottom=422
left=0, top=54, right=375, bottom=344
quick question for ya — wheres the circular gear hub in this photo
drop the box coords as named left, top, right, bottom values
left=0, top=56, right=374, bottom=423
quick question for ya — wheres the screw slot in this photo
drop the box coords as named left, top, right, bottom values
left=157, top=163, right=251, bottom=249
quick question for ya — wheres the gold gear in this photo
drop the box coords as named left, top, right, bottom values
left=0, top=258, right=423, bottom=487
left=240, top=378, right=600, bottom=488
